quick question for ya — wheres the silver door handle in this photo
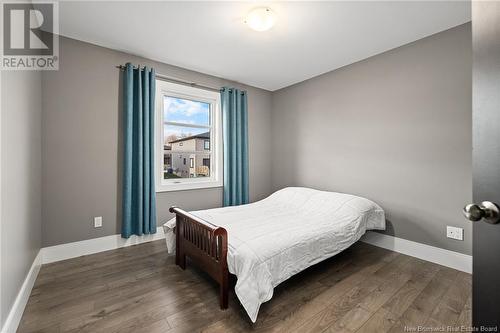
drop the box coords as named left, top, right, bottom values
left=463, top=201, right=500, bottom=224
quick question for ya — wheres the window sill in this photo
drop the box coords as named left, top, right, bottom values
left=156, top=181, right=223, bottom=193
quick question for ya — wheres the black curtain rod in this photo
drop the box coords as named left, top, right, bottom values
left=116, top=65, right=247, bottom=95
left=116, top=65, right=222, bottom=93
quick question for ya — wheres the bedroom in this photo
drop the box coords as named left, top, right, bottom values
left=1, top=1, right=499, bottom=332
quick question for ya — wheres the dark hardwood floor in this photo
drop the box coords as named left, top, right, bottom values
left=18, top=240, right=471, bottom=333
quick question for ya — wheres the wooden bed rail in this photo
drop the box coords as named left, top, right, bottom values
left=169, top=206, right=229, bottom=309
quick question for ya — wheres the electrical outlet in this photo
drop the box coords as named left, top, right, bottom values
left=446, top=226, right=463, bottom=241
left=94, top=216, right=103, bottom=228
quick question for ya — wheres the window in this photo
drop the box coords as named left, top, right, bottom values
left=156, top=80, right=222, bottom=192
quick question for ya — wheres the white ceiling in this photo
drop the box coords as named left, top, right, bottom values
left=59, top=1, right=471, bottom=91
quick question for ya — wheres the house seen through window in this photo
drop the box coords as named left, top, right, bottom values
left=156, top=80, right=222, bottom=192
left=164, top=96, right=211, bottom=179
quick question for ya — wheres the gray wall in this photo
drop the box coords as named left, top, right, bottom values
left=1, top=71, right=42, bottom=327
left=42, top=25, right=472, bottom=255
left=41, top=37, right=272, bottom=247
left=271, top=24, right=472, bottom=255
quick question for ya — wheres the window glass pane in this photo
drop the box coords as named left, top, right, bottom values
left=163, top=124, right=211, bottom=179
left=164, top=125, right=209, bottom=147
left=164, top=96, right=210, bottom=126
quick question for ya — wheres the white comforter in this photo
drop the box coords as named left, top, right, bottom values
left=163, top=187, right=385, bottom=322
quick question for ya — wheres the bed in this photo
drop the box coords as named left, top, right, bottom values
left=164, top=187, right=385, bottom=323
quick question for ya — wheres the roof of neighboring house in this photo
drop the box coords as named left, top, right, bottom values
left=168, top=132, right=210, bottom=144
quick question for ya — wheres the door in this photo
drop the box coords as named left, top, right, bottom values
left=467, top=1, right=500, bottom=328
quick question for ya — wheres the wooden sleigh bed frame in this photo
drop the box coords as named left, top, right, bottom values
left=169, top=206, right=229, bottom=309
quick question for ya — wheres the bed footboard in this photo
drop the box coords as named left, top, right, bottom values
left=169, top=206, right=229, bottom=309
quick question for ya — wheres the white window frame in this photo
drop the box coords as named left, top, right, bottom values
left=155, top=80, right=222, bottom=192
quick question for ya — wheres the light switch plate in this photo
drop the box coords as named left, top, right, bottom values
left=94, top=216, right=103, bottom=228
left=446, top=226, right=463, bottom=241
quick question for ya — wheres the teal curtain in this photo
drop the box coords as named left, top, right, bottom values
left=221, top=87, right=249, bottom=206
left=122, top=63, right=157, bottom=238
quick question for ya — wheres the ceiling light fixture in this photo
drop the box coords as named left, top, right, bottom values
left=245, top=7, right=276, bottom=32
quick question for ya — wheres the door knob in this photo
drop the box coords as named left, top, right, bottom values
left=463, top=201, right=500, bottom=224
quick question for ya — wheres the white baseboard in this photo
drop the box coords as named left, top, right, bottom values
left=361, top=231, right=472, bottom=274
left=41, top=227, right=165, bottom=264
left=1, top=251, right=42, bottom=333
